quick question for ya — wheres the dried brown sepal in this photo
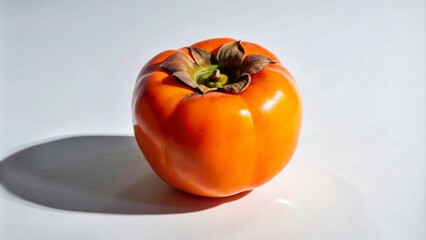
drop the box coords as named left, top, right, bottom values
left=217, top=40, right=245, bottom=67
left=172, top=71, right=197, bottom=89
left=198, top=85, right=218, bottom=94
left=159, top=52, right=200, bottom=90
left=222, top=73, right=251, bottom=93
left=159, top=52, right=196, bottom=72
left=240, top=54, right=276, bottom=75
left=189, top=47, right=214, bottom=66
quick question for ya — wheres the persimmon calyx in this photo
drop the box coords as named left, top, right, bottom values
left=160, top=40, right=276, bottom=94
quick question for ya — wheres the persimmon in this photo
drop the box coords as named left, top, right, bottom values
left=132, top=38, right=302, bottom=197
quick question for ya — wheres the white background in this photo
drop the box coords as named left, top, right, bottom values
left=0, top=0, right=425, bottom=239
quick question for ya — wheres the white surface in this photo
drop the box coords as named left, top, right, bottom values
left=0, top=0, right=425, bottom=239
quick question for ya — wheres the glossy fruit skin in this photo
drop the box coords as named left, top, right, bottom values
left=132, top=38, right=302, bottom=197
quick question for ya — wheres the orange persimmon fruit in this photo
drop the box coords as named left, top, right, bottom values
left=132, top=38, right=302, bottom=197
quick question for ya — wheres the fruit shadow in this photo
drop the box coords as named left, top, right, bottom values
left=0, top=135, right=247, bottom=214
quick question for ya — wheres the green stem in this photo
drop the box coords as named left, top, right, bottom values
left=195, top=65, right=229, bottom=88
